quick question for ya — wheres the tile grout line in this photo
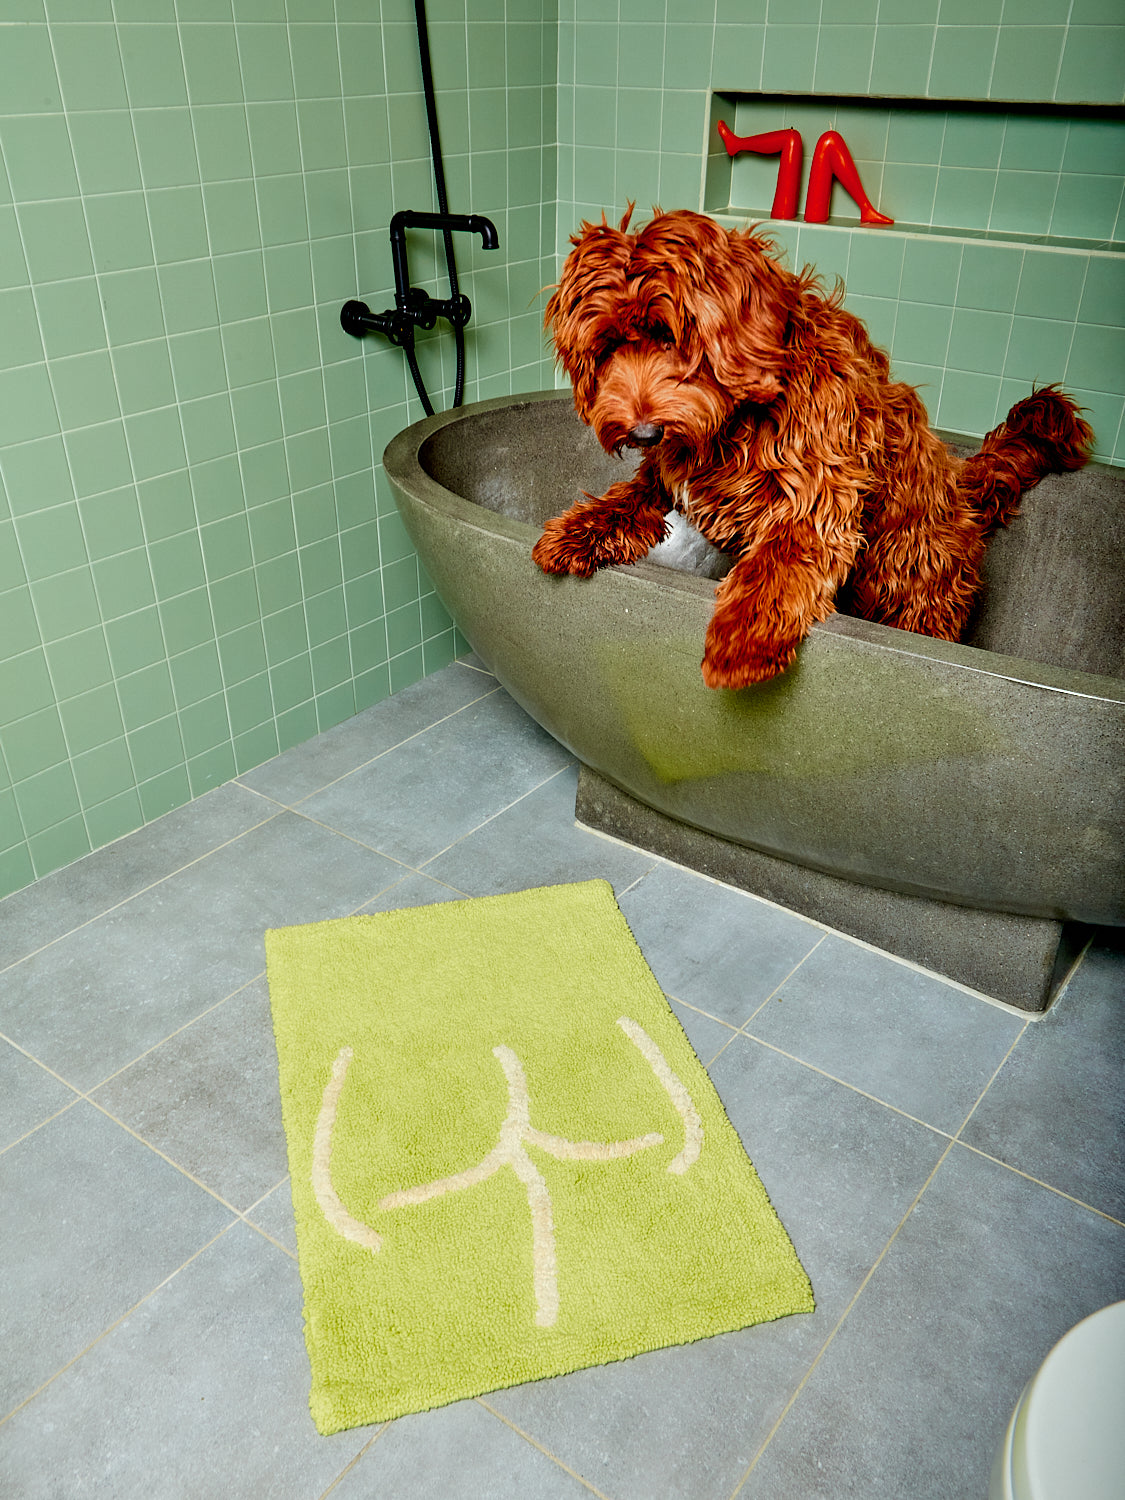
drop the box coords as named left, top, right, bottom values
left=0, top=1221, right=237, bottom=1434
left=955, top=1140, right=1125, bottom=1231
left=474, top=1398, right=616, bottom=1500
left=230, top=678, right=503, bottom=813
left=726, top=1030, right=960, bottom=1142
left=725, top=1019, right=1032, bottom=1498
left=575, top=822, right=1070, bottom=1020
left=700, top=934, right=829, bottom=1072
left=1, top=1154, right=301, bottom=1429
left=316, top=1427, right=392, bottom=1499
left=726, top=1130, right=962, bottom=1500
left=0, top=807, right=283, bottom=977
left=0, top=669, right=501, bottom=975
left=414, top=759, right=581, bottom=872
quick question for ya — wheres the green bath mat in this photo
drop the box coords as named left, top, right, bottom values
left=265, top=880, right=813, bottom=1435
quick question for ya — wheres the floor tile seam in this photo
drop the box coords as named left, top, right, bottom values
left=952, top=1139, right=1125, bottom=1230
left=0, top=1220, right=238, bottom=1434
left=239, top=682, right=505, bottom=812
left=0, top=1026, right=88, bottom=1099
left=84, top=1094, right=250, bottom=1221
left=239, top=1213, right=299, bottom=1262
left=728, top=1028, right=1044, bottom=1491
left=0, top=1094, right=83, bottom=1162
left=237, top=1175, right=300, bottom=1262
left=455, top=656, right=494, bottom=677
left=275, top=803, right=459, bottom=873
left=474, top=1398, right=616, bottom=1500
left=665, top=993, right=743, bottom=1054
left=739, top=931, right=831, bottom=1031
left=946, top=1018, right=1030, bottom=1147
left=413, top=760, right=583, bottom=871
left=603, top=837, right=1043, bottom=1019
left=317, top=1428, right=392, bottom=1498
left=242, top=1173, right=292, bottom=1220
left=822, top=927, right=1039, bottom=1018
left=83, top=971, right=267, bottom=1098
left=0, top=809, right=284, bottom=978
left=727, top=1132, right=962, bottom=1499
left=613, top=862, right=662, bottom=902
left=732, top=1031, right=958, bottom=1141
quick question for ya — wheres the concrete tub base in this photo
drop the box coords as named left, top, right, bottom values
left=576, top=766, right=1088, bottom=1013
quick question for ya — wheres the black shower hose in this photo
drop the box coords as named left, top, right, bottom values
left=409, top=0, right=465, bottom=416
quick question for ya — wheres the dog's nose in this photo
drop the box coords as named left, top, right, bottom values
left=626, top=422, right=664, bottom=448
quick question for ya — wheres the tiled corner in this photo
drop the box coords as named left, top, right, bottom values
left=745, top=934, right=1026, bottom=1134
left=0, top=3, right=558, bottom=899
left=0, top=809, right=406, bottom=1091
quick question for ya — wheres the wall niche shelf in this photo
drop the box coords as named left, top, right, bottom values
left=705, top=92, right=1125, bottom=256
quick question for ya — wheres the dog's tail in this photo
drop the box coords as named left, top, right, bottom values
left=957, top=385, right=1094, bottom=534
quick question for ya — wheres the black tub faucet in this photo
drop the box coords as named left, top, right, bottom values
left=341, top=210, right=500, bottom=346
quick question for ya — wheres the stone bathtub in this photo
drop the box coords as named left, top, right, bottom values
left=383, top=390, right=1124, bottom=1012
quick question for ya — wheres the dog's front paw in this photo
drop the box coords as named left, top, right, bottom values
left=701, top=623, right=799, bottom=688
left=532, top=517, right=603, bottom=578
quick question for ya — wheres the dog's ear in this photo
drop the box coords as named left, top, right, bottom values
left=690, top=229, right=797, bottom=404
left=544, top=217, right=633, bottom=410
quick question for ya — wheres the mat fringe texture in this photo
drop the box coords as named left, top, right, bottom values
left=265, top=880, right=813, bottom=1435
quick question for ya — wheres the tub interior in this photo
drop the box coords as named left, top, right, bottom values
left=419, top=395, right=1124, bottom=682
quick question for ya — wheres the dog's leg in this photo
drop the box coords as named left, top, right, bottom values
left=701, top=526, right=853, bottom=688
left=532, top=470, right=671, bottom=577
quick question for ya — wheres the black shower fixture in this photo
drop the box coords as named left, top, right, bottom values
left=341, top=210, right=499, bottom=352
left=340, top=0, right=499, bottom=417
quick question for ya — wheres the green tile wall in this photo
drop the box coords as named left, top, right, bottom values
left=555, top=0, right=1124, bottom=467
left=0, top=0, right=558, bottom=898
left=3, top=0, right=1122, bottom=898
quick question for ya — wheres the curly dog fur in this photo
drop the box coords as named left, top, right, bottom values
left=532, top=207, right=1093, bottom=688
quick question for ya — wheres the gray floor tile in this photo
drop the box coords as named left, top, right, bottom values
left=421, top=764, right=657, bottom=896
left=740, top=1144, right=1125, bottom=1500
left=0, top=783, right=274, bottom=971
left=617, top=863, right=824, bottom=1027
left=91, top=978, right=289, bottom=1213
left=357, top=870, right=474, bottom=912
left=297, top=690, right=572, bottom=866
left=708, top=1034, right=950, bottom=1322
left=0, top=1222, right=372, bottom=1500
left=245, top=1178, right=297, bottom=1257
left=0, top=1039, right=77, bottom=1153
left=489, top=1038, right=949, bottom=1500
left=237, top=660, right=498, bottom=806
left=331, top=1399, right=593, bottom=1499
left=3, top=659, right=1121, bottom=1499
left=0, top=1101, right=233, bottom=1419
left=667, top=997, right=741, bottom=1068
left=490, top=1321, right=817, bottom=1500
left=0, top=813, right=406, bottom=1091
left=960, top=933, right=1125, bottom=1219
left=748, top=934, right=1027, bottom=1133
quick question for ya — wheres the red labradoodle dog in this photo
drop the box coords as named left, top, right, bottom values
left=532, top=207, right=1093, bottom=689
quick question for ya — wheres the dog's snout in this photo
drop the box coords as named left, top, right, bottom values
left=627, top=422, right=664, bottom=448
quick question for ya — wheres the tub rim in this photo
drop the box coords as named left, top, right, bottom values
left=383, top=387, right=1125, bottom=707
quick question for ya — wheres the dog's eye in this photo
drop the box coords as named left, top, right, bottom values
left=647, top=325, right=675, bottom=346
left=595, top=338, right=622, bottom=364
